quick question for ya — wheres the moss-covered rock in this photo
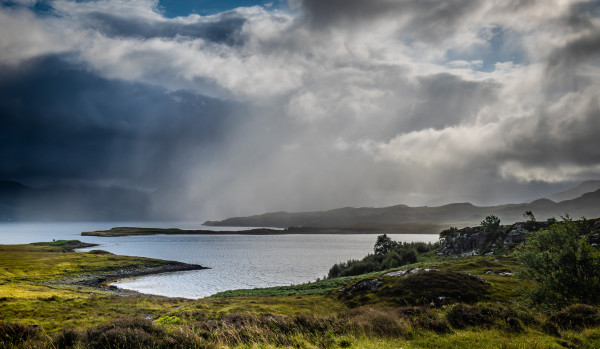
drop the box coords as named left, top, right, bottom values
left=340, top=269, right=490, bottom=307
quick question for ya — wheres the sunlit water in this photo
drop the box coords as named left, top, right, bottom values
left=0, top=222, right=439, bottom=298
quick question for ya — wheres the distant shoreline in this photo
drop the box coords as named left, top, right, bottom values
left=82, top=224, right=444, bottom=237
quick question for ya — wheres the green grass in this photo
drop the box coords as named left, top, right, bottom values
left=2, top=240, right=600, bottom=348
left=211, top=273, right=380, bottom=297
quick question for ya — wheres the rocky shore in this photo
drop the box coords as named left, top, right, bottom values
left=48, top=262, right=207, bottom=296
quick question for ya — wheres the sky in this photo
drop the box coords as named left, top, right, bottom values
left=1, top=0, right=600, bottom=220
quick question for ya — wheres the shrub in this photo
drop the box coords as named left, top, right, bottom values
left=86, top=317, right=162, bottom=349
left=328, top=238, right=437, bottom=278
left=446, top=304, right=500, bottom=329
left=88, top=249, right=113, bottom=255
left=162, top=327, right=207, bottom=348
left=374, top=234, right=397, bottom=255
left=523, top=210, right=536, bottom=222
left=53, top=328, right=82, bottom=348
left=343, top=307, right=409, bottom=337
left=439, top=227, right=458, bottom=240
left=379, top=270, right=490, bottom=305
left=413, top=312, right=452, bottom=334
left=382, top=248, right=417, bottom=269
left=505, top=317, right=524, bottom=333
left=156, top=316, right=180, bottom=325
left=481, top=215, right=501, bottom=232
left=517, top=217, right=600, bottom=308
left=0, top=321, right=39, bottom=346
left=549, top=304, right=600, bottom=329
left=541, top=321, right=561, bottom=337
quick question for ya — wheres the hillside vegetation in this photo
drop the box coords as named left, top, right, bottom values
left=2, top=216, right=600, bottom=348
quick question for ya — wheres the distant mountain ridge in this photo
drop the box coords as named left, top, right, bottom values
left=205, top=187, right=600, bottom=228
left=546, top=180, right=600, bottom=202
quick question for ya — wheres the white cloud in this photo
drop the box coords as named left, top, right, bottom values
left=1, top=0, right=600, bottom=216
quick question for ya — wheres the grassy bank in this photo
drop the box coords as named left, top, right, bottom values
left=2, top=235, right=600, bottom=348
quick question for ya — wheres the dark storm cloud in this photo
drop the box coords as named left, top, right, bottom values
left=0, top=55, right=233, bottom=187
left=83, top=11, right=246, bottom=44
left=565, top=0, right=600, bottom=30
left=298, top=0, right=480, bottom=42
left=548, top=27, right=600, bottom=68
left=501, top=92, right=600, bottom=168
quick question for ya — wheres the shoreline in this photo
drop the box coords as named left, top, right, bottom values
left=48, top=261, right=208, bottom=297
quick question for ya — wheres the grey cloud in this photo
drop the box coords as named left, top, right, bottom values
left=565, top=1, right=600, bottom=31
left=547, top=27, right=600, bottom=68
left=83, top=11, right=246, bottom=44
left=407, top=73, right=499, bottom=131
left=501, top=92, right=600, bottom=169
left=299, top=0, right=480, bottom=42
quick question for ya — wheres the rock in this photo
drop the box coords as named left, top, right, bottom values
left=439, top=220, right=553, bottom=256
left=347, top=279, right=381, bottom=293
left=461, top=250, right=479, bottom=257
left=385, top=268, right=435, bottom=277
left=385, top=270, right=409, bottom=277
left=503, top=223, right=528, bottom=245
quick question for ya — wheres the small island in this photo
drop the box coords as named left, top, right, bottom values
left=82, top=223, right=444, bottom=237
left=81, top=227, right=283, bottom=237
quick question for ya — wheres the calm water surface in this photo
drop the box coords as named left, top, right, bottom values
left=0, top=222, right=439, bottom=298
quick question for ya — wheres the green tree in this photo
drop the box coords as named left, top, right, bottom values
left=374, top=234, right=397, bottom=255
left=523, top=210, right=535, bottom=222
left=517, top=217, right=600, bottom=309
left=481, top=215, right=501, bottom=232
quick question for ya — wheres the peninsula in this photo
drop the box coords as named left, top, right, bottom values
left=81, top=222, right=443, bottom=237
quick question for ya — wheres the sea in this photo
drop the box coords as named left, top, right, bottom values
left=0, top=221, right=440, bottom=299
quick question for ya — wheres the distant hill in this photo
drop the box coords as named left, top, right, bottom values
left=205, top=188, right=600, bottom=229
left=0, top=180, right=152, bottom=221
left=547, top=180, right=600, bottom=202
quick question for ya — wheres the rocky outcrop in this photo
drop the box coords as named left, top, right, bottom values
left=439, top=218, right=600, bottom=256
left=439, top=221, right=553, bottom=256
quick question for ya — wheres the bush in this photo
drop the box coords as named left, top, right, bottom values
left=481, top=215, right=501, bottom=232
left=53, top=328, right=82, bottom=348
left=382, top=248, right=417, bottom=269
left=0, top=321, right=39, bottom=346
left=374, top=234, right=397, bottom=255
left=446, top=304, right=500, bottom=329
left=88, top=249, right=113, bottom=255
left=517, top=217, right=600, bottom=308
left=549, top=304, right=600, bottom=329
left=327, top=237, right=437, bottom=278
left=413, top=312, right=451, bottom=334
left=505, top=317, right=524, bottom=333
left=343, top=307, right=409, bottom=337
left=87, top=317, right=162, bottom=349
left=380, top=270, right=490, bottom=305
left=439, top=227, right=458, bottom=240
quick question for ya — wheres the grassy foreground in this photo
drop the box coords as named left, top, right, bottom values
left=1, top=240, right=600, bottom=348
